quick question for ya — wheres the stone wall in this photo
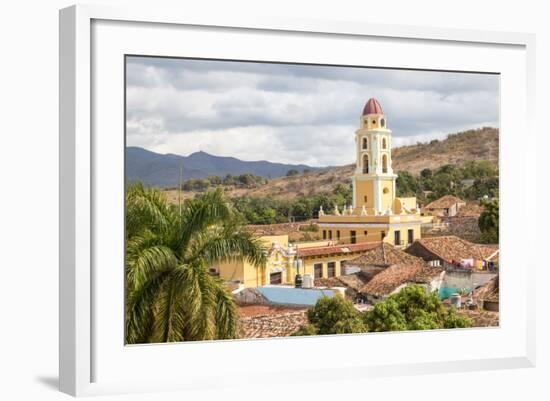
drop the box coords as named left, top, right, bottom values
left=442, top=216, right=482, bottom=242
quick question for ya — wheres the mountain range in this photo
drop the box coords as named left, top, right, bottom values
left=126, top=147, right=320, bottom=187
left=127, top=127, right=498, bottom=190
left=159, top=127, right=499, bottom=202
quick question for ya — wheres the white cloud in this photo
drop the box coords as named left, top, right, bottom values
left=126, top=57, right=499, bottom=166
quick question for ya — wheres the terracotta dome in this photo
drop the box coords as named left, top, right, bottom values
left=362, top=98, right=383, bottom=115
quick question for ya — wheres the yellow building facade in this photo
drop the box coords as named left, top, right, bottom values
left=213, top=235, right=378, bottom=288
left=318, top=98, right=425, bottom=248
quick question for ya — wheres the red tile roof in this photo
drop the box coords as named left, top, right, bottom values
left=296, top=241, right=382, bottom=258
left=456, top=202, right=484, bottom=217
left=239, top=310, right=308, bottom=338
left=348, top=242, right=425, bottom=267
left=360, top=264, right=444, bottom=297
left=456, top=309, right=499, bottom=327
left=315, top=274, right=369, bottom=292
left=412, top=235, right=498, bottom=262
left=423, top=195, right=465, bottom=210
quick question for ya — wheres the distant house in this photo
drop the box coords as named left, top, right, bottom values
left=343, top=242, right=425, bottom=278
left=405, top=235, right=499, bottom=270
left=422, top=195, right=466, bottom=217
left=474, top=275, right=499, bottom=311
left=313, top=243, right=427, bottom=301
left=359, top=263, right=445, bottom=303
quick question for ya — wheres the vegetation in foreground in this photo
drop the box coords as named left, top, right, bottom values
left=293, top=286, right=471, bottom=336
left=125, top=183, right=266, bottom=344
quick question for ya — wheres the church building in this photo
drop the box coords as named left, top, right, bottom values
left=213, top=98, right=429, bottom=288
left=317, top=98, right=425, bottom=248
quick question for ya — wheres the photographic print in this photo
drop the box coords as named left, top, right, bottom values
left=125, top=56, right=500, bottom=344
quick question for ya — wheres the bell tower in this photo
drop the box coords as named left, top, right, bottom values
left=352, top=98, right=397, bottom=215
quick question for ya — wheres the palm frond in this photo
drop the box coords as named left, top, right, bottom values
left=149, top=272, right=188, bottom=343
left=126, top=234, right=178, bottom=291
left=179, top=263, right=217, bottom=341
left=126, top=182, right=174, bottom=238
left=213, top=281, right=238, bottom=339
left=175, top=188, right=233, bottom=254
left=125, top=271, right=171, bottom=344
left=186, top=228, right=266, bottom=268
left=125, top=185, right=255, bottom=343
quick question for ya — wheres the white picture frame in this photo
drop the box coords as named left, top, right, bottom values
left=59, top=4, right=536, bottom=397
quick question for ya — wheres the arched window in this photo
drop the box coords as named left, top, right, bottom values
left=362, top=137, right=368, bottom=150
left=382, top=137, right=387, bottom=149
left=362, top=154, right=369, bottom=174
left=381, top=118, right=385, bottom=127
left=382, top=154, right=388, bottom=173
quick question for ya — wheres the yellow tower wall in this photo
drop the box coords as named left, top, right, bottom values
left=379, top=179, right=395, bottom=211
left=354, top=178, right=375, bottom=209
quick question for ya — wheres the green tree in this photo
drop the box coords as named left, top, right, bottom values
left=125, top=183, right=266, bottom=344
left=286, top=169, right=300, bottom=177
left=478, top=197, right=499, bottom=243
left=462, top=160, right=497, bottom=179
left=297, top=295, right=367, bottom=335
left=363, top=298, right=407, bottom=332
left=420, top=168, right=432, bottom=179
left=396, top=171, right=420, bottom=197
left=465, top=177, right=499, bottom=200
left=333, top=183, right=352, bottom=203
left=258, top=207, right=277, bottom=224
left=364, top=285, right=471, bottom=332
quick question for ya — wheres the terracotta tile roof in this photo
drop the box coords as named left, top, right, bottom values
left=315, top=274, right=369, bottom=300
left=360, top=264, right=444, bottom=297
left=348, top=242, right=425, bottom=267
left=456, top=309, right=499, bottom=327
left=413, top=235, right=499, bottom=262
left=456, top=202, right=484, bottom=217
left=246, top=221, right=319, bottom=241
left=315, top=274, right=368, bottom=292
left=239, top=310, right=307, bottom=338
left=475, top=275, right=499, bottom=302
left=296, top=241, right=382, bottom=258
left=423, top=195, right=465, bottom=210
left=414, top=265, right=446, bottom=283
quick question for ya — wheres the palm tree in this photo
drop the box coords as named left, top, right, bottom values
left=125, top=183, right=266, bottom=344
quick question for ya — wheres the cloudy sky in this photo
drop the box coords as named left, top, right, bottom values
left=126, top=56, right=499, bottom=167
